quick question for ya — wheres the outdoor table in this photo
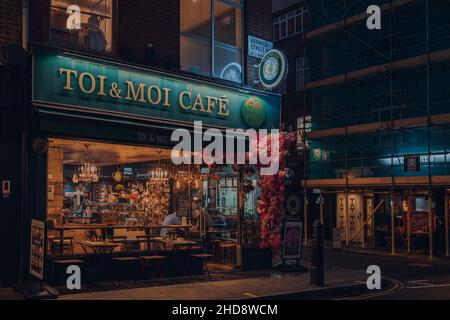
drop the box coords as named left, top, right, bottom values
left=77, top=241, right=120, bottom=289
left=53, top=225, right=108, bottom=255
left=160, top=239, right=198, bottom=250
left=160, top=239, right=199, bottom=277
left=52, top=224, right=193, bottom=255
left=78, top=240, right=120, bottom=255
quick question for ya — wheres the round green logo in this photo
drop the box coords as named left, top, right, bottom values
left=242, top=96, right=266, bottom=129
left=259, top=49, right=287, bottom=89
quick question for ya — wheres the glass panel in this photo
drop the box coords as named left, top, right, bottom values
left=214, top=0, right=241, bottom=47
left=296, top=57, right=305, bottom=90
left=214, top=43, right=241, bottom=82
left=280, top=18, right=287, bottom=39
left=287, top=14, right=295, bottom=36
left=50, top=0, right=113, bottom=54
left=181, top=35, right=212, bottom=76
left=214, top=0, right=242, bottom=83
left=180, top=0, right=212, bottom=76
left=295, top=12, right=303, bottom=33
left=273, top=21, right=280, bottom=41
left=181, top=0, right=212, bottom=39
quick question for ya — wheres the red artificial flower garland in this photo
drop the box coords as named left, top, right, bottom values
left=255, top=132, right=294, bottom=251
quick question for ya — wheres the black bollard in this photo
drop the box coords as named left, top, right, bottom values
left=310, top=220, right=325, bottom=286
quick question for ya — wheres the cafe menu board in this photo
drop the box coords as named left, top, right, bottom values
left=282, top=221, right=303, bottom=260
left=30, top=219, right=45, bottom=280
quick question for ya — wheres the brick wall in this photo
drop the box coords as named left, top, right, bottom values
left=245, top=0, right=272, bottom=87
left=0, top=0, right=277, bottom=85
left=1, top=0, right=274, bottom=82
left=29, top=0, right=50, bottom=44
left=273, top=1, right=308, bottom=131
left=4, top=0, right=273, bottom=84
left=0, top=0, right=21, bottom=64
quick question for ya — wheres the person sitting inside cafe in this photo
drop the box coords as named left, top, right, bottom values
left=160, top=212, right=181, bottom=238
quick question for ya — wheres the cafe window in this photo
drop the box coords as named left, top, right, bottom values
left=45, top=138, right=250, bottom=278
left=180, top=0, right=243, bottom=84
left=50, top=0, right=113, bottom=54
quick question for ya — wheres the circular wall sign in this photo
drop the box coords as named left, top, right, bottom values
left=220, top=63, right=242, bottom=83
left=241, top=96, right=266, bottom=129
left=259, top=49, right=287, bottom=89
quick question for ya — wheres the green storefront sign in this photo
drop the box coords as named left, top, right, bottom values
left=32, top=46, right=280, bottom=130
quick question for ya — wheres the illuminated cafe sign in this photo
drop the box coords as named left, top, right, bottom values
left=259, top=49, right=288, bottom=90
left=32, top=47, right=280, bottom=130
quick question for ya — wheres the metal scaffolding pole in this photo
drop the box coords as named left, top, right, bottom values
left=391, top=194, right=396, bottom=255
left=407, top=203, right=411, bottom=254
left=428, top=193, right=433, bottom=261
left=389, top=0, right=396, bottom=257
left=320, top=190, right=324, bottom=225
left=361, top=191, right=365, bottom=247
left=304, top=192, right=308, bottom=245
left=445, top=192, right=449, bottom=257
left=344, top=130, right=349, bottom=247
left=302, top=28, right=308, bottom=246
left=426, top=0, right=433, bottom=262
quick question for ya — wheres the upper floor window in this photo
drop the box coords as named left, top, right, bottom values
left=295, top=57, right=305, bottom=91
left=273, top=7, right=306, bottom=42
left=50, top=0, right=113, bottom=54
left=180, top=0, right=243, bottom=84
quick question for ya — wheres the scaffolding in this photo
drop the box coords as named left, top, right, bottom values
left=299, top=0, right=450, bottom=259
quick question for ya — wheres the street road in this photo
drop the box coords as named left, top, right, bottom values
left=302, top=247, right=450, bottom=300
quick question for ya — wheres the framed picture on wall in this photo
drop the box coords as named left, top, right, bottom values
left=48, top=185, right=55, bottom=201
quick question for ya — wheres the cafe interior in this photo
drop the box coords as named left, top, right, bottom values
left=45, top=137, right=260, bottom=284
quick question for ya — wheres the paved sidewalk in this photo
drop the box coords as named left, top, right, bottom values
left=0, top=288, right=25, bottom=300
left=59, top=267, right=367, bottom=300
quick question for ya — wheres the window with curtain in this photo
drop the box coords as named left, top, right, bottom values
left=50, top=0, right=113, bottom=54
left=180, top=0, right=243, bottom=83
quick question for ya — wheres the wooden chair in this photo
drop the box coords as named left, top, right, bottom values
left=190, top=253, right=214, bottom=278
left=48, top=236, right=75, bottom=257
left=111, top=256, right=141, bottom=285
left=106, top=236, right=128, bottom=252
left=218, top=241, right=237, bottom=265
left=139, top=255, right=167, bottom=279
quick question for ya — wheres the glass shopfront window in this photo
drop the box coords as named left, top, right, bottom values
left=180, top=0, right=243, bottom=83
left=50, top=0, right=113, bottom=54
left=45, top=138, right=264, bottom=281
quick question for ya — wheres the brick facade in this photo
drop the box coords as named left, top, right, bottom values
left=0, top=0, right=21, bottom=64
left=0, top=0, right=274, bottom=285
left=245, top=0, right=272, bottom=87
left=0, top=0, right=273, bottom=87
left=273, top=1, right=307, bottom=131
left=29, top=0, right=50, bottom=44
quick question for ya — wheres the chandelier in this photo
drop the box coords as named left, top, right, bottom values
left=72, top=144, right=100, bottom=183
left=149, top=150, right=169, bottom=180
left=149, top=167, right=169, bottom=180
